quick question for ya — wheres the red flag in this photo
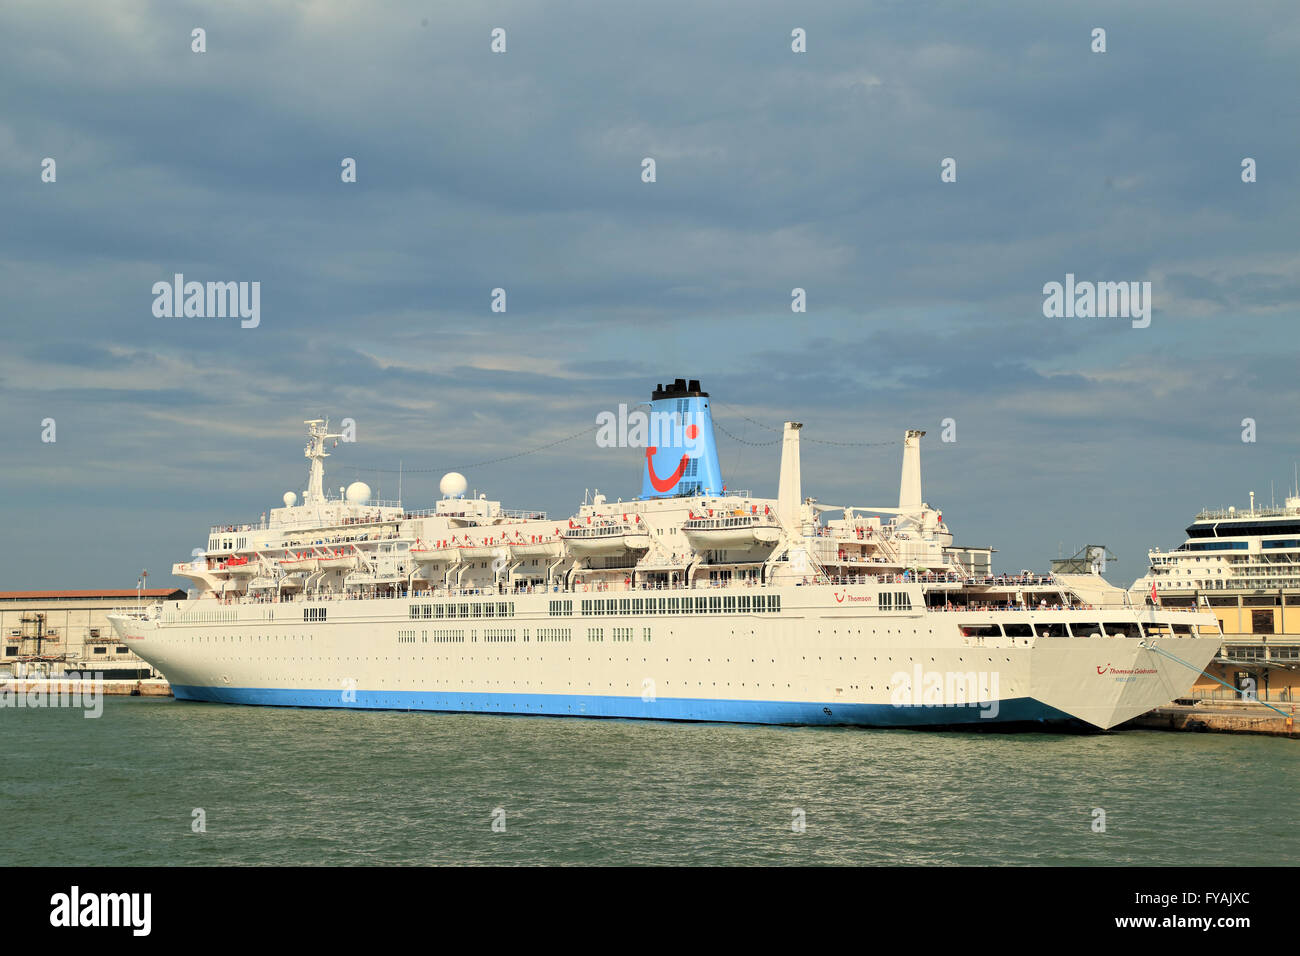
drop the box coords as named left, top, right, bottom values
left=1151, top=580, right=1160, bottom=607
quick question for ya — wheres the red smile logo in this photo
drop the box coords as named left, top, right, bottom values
left=834, top=591, right=846, bottom=603
left=645, top=446, right=689, bottom=492
left=1096, top=664, right=1109, bottom=675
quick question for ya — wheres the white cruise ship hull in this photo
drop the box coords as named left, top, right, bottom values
left=110, top=586, right=1220, bottom=731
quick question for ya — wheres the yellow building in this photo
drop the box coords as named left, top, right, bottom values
left=1, top=589, right=185, bottom=678
left=1155, top=590, right=1299, bottom=703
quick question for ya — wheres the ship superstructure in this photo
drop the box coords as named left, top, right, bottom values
left=111, top=379, right=1221, bottom=730
left=1134, top=490, right=1300, bottom=595
left=1129, top=488, right=1300, bottom=702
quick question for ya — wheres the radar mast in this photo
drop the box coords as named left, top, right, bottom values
left=303, top=418, right=343, bottom=505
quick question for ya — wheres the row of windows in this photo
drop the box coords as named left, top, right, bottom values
left=580, top=595, right=781, bottom=616
left=960, top=621, right=1198, bottom=639
left=484, top=629, right=517, bottom=643
left=585, top=626, right=651, bottom=643
left=537, top=628, right=572, bottom=643
left=304, top=607, right=327, bottom=622
left=397, top=630, right=418, bottom=644
left=5, top=645, right=129, bottom=656
left=409, top=602, right=516, bottom=621
left=1232, top=645, right=1299, bottom=660
left=878, top=592, right=913, bottom=610
left=548, top=600, right=574, bottom=616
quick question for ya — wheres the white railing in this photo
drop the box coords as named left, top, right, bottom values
left=1196, top=506, right=1299, bottom=520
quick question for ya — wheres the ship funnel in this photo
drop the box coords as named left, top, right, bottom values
left=777, top=422, right=803, bottom=529
left=899, top=429, right=926, bottom=511
left=639, top=379, right=724, bottom=499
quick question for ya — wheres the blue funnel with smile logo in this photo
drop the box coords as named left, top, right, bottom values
left=640, top=379, right=724, bottom=499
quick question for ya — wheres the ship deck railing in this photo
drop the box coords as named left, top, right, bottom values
left=1195, top=505, right=1299, bottom=520
left=157, top=587, right=1209, bottom=615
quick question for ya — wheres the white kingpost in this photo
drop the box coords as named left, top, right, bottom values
left=899, top=429, right=926, bottom=511
left=777, top=422, right=803, bottom=531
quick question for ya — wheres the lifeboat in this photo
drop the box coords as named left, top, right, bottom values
left=411, top=545, right=461, bottom=568
left=318, top=549, right=358, bottom=570
left=279, top=551, right=319, bottom=572
left=682, top=513, right=781, bottom=548
left=560, top=521, right=651, bottom=556
left=220, top=555, right=259, bottom=575
left=511, top=539, right=563, bottom=558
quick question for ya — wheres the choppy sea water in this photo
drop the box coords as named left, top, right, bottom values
left=1, top=697, right=1295, bottom=866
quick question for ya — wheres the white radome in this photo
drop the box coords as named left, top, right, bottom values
left=282, top=491, right=297, bottom=507
left=440, top=472, right=468, bottom=498
left=345, top=481, right=372, bottom=503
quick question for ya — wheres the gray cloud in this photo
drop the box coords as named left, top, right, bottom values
left=1, top=0, right=1298, bottom=585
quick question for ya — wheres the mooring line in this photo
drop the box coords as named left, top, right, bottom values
left=1140, top=641, right=1294, bottom=719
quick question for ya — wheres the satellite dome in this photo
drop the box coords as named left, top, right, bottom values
left=345, top=481, right=372, bottom=503
left=283, top=491, right=297, bottom=507
left=440, top=472, right=468, bottom=498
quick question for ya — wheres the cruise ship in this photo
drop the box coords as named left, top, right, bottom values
left=110, top=379, right=1221, bottom=730
left=1133, top=490, right=1300, bottom=595
left=1129, top=488, right=1300, bottom=703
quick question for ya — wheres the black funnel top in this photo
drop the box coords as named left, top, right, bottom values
left=652, top=378, right=708, bottom=400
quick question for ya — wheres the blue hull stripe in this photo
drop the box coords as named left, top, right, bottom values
left=170, top=685, right=1077, bottom=727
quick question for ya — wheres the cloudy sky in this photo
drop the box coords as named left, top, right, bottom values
left=2, top=0, right=1298, bottom=589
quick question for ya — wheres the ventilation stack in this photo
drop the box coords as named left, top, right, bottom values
left=777, top=422, right=803, bottom=530
left=899, top=429, right=926, bottom=511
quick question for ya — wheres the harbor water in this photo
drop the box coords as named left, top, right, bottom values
left=1, top=696, right=1295, bottom=866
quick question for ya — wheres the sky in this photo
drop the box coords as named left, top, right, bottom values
left=2, top=0, right=1298, bottom=589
